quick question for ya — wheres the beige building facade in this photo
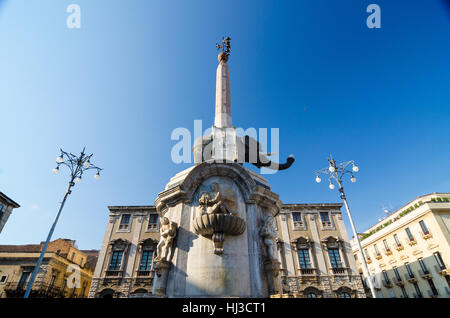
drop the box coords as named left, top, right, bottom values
left=0, top=238, right=98, bottom=298
left=89, top=203, right=365, bottom=298
left=352, top=193, right=450, bottom=298
left=0, top=192, right=20, bottom=233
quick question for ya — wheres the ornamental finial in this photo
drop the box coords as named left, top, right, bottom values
left=216, top=36, right=231, bottom=63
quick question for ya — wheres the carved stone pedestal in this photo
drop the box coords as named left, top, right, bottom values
left=153, top=260, right=172, bottom=296
left=264, top=259, right=281, bottom=296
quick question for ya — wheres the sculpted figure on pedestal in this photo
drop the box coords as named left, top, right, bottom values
left=260, top=216, right=278, bottom=261
left=198, top=182, right=237, bottom=215
left=155, top=217, right=177, bottom=262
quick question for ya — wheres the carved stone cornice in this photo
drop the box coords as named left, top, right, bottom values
left=155, top=162, right=281, bottom=216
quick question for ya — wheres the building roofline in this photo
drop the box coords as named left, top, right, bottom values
left=281, top=203, right=343, bottom=208
left=0, top=192, right=20, bottom=208
left=361, top=192, right=450, bottom=235
left=108, top=205, right=156, bottom=211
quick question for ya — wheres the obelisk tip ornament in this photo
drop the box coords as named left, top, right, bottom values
left=214, top=37, right=232, bottom=128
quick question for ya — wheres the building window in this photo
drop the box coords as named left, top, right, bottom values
left=0, top=203, right=3, bottom=219
left=364, top=248, right=370, bottom=260
left=393, top=234, right=402, bottom=247
left=297, top=249, right=311, bottom=269
left=405, top=227, right=415, bottom=241
left=382, top=270, right=391, bottom=284
left=306, top=292, right=317, bottom=298
left=383, top=239, right=390, bottom=251
left=49, top=274, right=57, bottom=289
left=374, top=244, right=381, bottom=256
left=418, top=220, right=429, bottom=235
left=139, top=250, right=153, bottom=271
left=108, top=251, right=123, bottom=271
left=339, top=292, right=351, bottom=298
left=18, top=272, right=30, bottom=286
left=405, top=262, right=414, bottom=278
left=81, top=282, right=87, bottom=297
left=418, top=258, right=429, bottom=274
left=71, top=252, right=75, bottom=261
left=292, top=212, right=304, bottom=228
left=412, top=282, right=422, bottom=297
left=400, top=285, right=408, bottom=298
left=393, top=267, right=401, bottom=281
left=354, top=254, right=358, bottom=261
left=0, top=275, right=7, bottom=283
left=427, top=279, right=439, bottom=296
left=328, top=248, right=342, bottom=268
left=320, top=212, right=331, bottom=226
left=434, top=252, right=446, bottom=270
left=119, top=214, right=131, bottom=230
left=147, top=214, right=159, bottom=230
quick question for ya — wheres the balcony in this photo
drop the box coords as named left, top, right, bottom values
left=118, top=224, right=129, bottom=231
left=4, top=282, right=62, bottom=298
left=375, top=253, right=382, bottom=260
left=404, top=273, right=417, bottom=283
left=418, top=269, right=432, bottom=279
left=383, top=248, right=393, bottom=256
left=298, top=268, right=317, bottom=276
left=382, top=279, right=393, bottom=288
left=105, top=270, right=123, bottom=277
left=427, top=289, right=439, bottom=298
left=420, top=231, right=432, bottom=240
left=136, top=270, right=154, bottom=277
left=407, top=238, right=417, bottom=246
left=394, top=276, right=404, bottom=286
left=395, top=243, right=404, bottom=251
left=331, top=267, right=348, bottom=275
left=321, top=221, right=333, bottom=229
left=434, top=265, right=449, bottom=276
left=445, top=287, right=450, bottom=295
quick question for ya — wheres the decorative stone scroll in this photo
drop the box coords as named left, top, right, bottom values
left=193, top=183, right=246, bottom=254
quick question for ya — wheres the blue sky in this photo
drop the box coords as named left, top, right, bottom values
left=1, top=0, right=449, bottom=249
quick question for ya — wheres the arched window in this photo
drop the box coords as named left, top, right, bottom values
left=303, top=286, right=322, bottom=298
left=336, top=286, right=353, bottom=298
left=106, top=239, right=131, bottom=276
left=137, top=238, right=157, bottom=276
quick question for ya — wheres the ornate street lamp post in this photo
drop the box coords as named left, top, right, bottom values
left=24, top=147, right=102, bottom=298
left=315, top=155, right=377, bottom=298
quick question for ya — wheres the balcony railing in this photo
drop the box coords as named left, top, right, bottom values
left=298, top=268, right=317, bottom=276
left=4, top=282, right=62, bottom=298
left=420, top=231, right=432, bottom=240
left=445, top=287, right=450, bottom=295
left=331, top=267, right=347, bottom=275
left=321, top=221, right=332, bottom=228
left=383, top=248, right=393, bottom=256
left=105, top=270, right=123, bottom=277
left=404, top=273, right=417, bottom=283
left=427, top=289, right=439, bottom=298
left=407, top=237, right=417, bottom=246
left=136, top=270, right=154, bottom=277
left=382, top=279, right=393, bottom=288
left=434, top=265, right=449, bottom=276
left=394, top=276, right=404, bottom=286
left=395, top=243, right=404, bottom=251
left=418, top=269, right=432, bottom=279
